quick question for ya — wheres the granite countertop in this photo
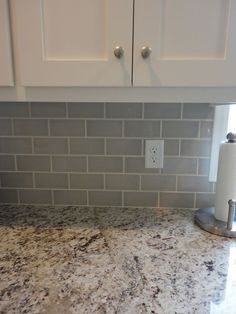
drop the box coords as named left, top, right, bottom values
left=0, top=205, right=236, bottom=314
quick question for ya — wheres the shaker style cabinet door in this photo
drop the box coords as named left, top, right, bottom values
left=11, top=0, right=133, bottom=86
left=0, top=0, right=13, bottom=86
left=133, top=0, right=236, bottom=87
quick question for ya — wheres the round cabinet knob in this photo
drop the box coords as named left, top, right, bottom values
left=141, top=46, right=152, bottom=59
left=114, top=46, right=124, bottom=59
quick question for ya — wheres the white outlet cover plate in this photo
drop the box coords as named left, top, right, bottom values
left=145, top=139, right=164, bottom=168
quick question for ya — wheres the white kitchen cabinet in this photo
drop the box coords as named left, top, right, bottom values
left=11, top=0, right=133, bottom=87
left=3, top=0, right=236, bottom=102
left=0, top=0, right=13, bottom=86
left=134, top=0, right=236, bottom=87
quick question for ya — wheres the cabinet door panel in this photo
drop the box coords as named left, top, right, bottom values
left=134, top=0, right=236, bottom=87
left=12, top=0, right=133, bottom=86
left=0, top=0, right=13, bottom=86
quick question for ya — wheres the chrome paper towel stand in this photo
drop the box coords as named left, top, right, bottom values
left=194, top=133, right=236, bottom=238
left=195, top=200, right=236, bottom=238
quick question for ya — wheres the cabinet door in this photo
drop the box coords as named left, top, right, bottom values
left=12, top=0, right=133, bottom=86
left=0, top=0, right=13, bottom=86
left=134, top=0, right=236, bottom=87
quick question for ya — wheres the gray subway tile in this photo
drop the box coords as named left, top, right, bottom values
left=0, top=138, right=32, bottom=154
left=0, top=119, right=12, bottom=135
left=88, top=156, right=123, bottom=173
left=54, top=190, right=87, bottom=205
left=106, top=103, right=142, bottom=118
left=125, top=157, right=160, bottom=173
left=144, top=103, right=181, bottom=119
left=34, top=138, right=68, bottom=154
left=196, top=193, right=215, bottom=208
left=70, top=174, right=104, bottom=189
left=124, top=121, right=160, bottom=137
left=0, top=172, right=33, bottom=188
left=17, top=156, right=50, bottom=171
left=52, top=156, right=86, bottom=172
left=183, top=103, right=214, bottom=119
left=160, top=192, right=194, bottom=208
left=50, top=119, right=85, bottom=136
left=68, top=102, right=104, bottom=118
left=0, top=155, right=15, bottom=171
left=178, top=176, right=213, bottom=192
left=181, top=140, right=211, bottom=157
left=106, top=174, right=139, bottom=190
left=87, top=120, right=122, bottom=137
left=0, top=189, right=18, bottom=203
left=13, top=119, right=48, bottom=136
left=162, top=157, right=197, bottom=174
left=124, top=192, right=158, bottom=207
left=31, top=102, right=66, bottom=117
left=162, top=121, right=199, bottom=138
left=107, top=139, right=142, bottom=155
left=19, top=189, right=52, bottom=204
left=89, top=191, right=122, bottom=206
left=164, top=140, right=180, bottom=156
left=198, top=159, right=210, bottom=175
left=70, top=138, right=104, bottom=155
left=141, top=175, right=176, bottom=191
left=0, top=102, right=29, bottom=117
left=35, top=173, right=68, bottom=189
left=200, top=121, right=213, bottom=138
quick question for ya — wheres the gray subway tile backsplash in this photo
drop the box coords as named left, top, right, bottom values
left=88, top=156, right=123, bottom=173
left=17, top=155, right=50, bottom=172
left=0, top=172, right=33, bottom=188
left=13, top=119, right=48, bottom=136
left=35, top=173, right=68, bottom=189
left=162, top=121, right=199, bottom=138
left=160, top=192, right=195, bottom=208
left=162, top=157, right=197, bottom=174
left=52, top=156, right=87, bottom=172
left=124, top=121, right=160, bottom=137
left=70, top=138, right=104, bottom=155
left=0, top=102, right=214, bottom=208
left=68, top=102, right=104, bottom=118
left=0, top=119, right=12, bottom=135
left=87, top=120, right=122, bottom=137
left=54, top=190, right=87, bottom=205
left=31, top=102, right=66, bottom=118
left=34, top=138, right=68, bottom=154
left=70, top=174, right=104, bottom=189
left=105, top=174, right=139, bottom=190
left=0, top=189, right=18, bottom=203
left=106, top=103, right=142, bottom=118
left=183, top=103, right=214, bottom=119
left=107, top=139, right=142, bottom=155
left=89, top=191, right=122, bottom=206
left=124, top=192, right=158, bottom=207
left=144, top=103, right=181, bottom=119
left=50, top=119, right=85, bottom=136
left=0, top=138, right=32, bottom=154
left=0, top=102, right=29, bottom=117
left=19, top=189, right=52, bottom=204
left=0, top=155, right=15, bottom=171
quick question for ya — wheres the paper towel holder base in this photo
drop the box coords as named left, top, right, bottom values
left=195, top=202, right=236, bottom=238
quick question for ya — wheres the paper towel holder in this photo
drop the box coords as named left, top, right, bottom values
left=195, top=132, right=236, bottom=237
left=195, top=199, right=236, bottom=237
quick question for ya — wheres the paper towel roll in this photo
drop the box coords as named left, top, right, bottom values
left=215, top=142, right=236, bottom=222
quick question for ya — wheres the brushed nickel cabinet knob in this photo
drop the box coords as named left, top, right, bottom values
left=141, top=46, right=152, bottom=59
left=114, top=46, right=124, bottom=59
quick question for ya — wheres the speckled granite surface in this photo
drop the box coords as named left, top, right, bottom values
left=0, top=205, right=236, bottom=314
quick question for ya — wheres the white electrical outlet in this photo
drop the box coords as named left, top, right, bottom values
left=145, top=140, right=164, bottom=168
